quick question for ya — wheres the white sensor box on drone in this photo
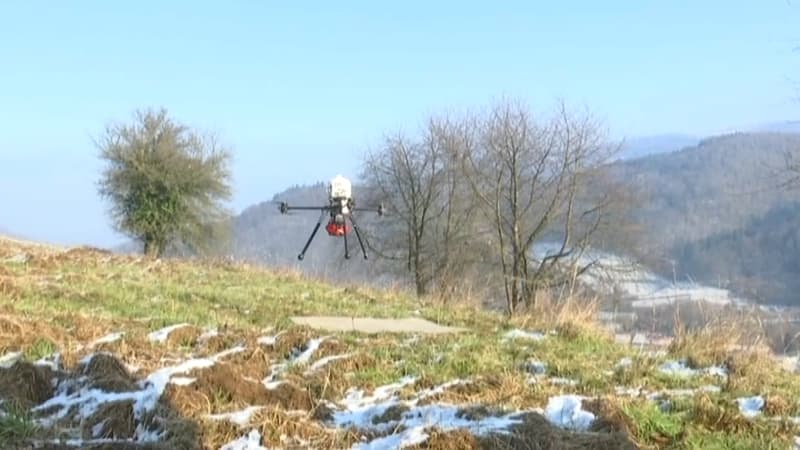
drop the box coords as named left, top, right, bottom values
left=329, top=175, right=352, bottom=200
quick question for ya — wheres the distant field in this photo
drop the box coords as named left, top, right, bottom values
left=1, top=236, right=799, bottom=449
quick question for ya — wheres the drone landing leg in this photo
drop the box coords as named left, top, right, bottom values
left=298, top=212, right=325, bottom=260
left=349, top=215, right=369, bottom=260
left=343, top=222, right=350, bottom=259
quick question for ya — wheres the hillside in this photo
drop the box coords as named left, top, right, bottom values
left=2, top=236, right=800, bottom=449
left=609, top=132, right=800, bottom=305
left=229, top=132, right=800, bottom=307
left=617, top=134, right=699, bottom=160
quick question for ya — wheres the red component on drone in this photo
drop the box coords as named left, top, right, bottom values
left=325, top=221, right=348, bottom=236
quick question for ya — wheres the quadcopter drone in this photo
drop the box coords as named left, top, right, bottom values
left=277, top=175, right=384, bottom=260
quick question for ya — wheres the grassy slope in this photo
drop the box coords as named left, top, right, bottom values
left=1, top=237, right=799, bottom=449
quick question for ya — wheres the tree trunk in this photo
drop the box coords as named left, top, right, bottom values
left=143, top=238, right=163, bottom=258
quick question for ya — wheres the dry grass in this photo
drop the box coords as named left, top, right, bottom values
left=668, top=313, right=768, bottom=368
left=510, top=292, right=610, bottom=342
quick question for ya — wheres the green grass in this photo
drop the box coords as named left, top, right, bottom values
left=0, top=405, right=39, bottom=444
left=23, top=338, right=56, bottom=361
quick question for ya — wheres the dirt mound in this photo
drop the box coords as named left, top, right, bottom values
left=482, top=412, right=639, bottom=450
left=164, top=326, right=202, bottom=347
left=272, top=326, right=317, bottom=358
left=0, top=360, right=54, bottom=409
left=410, top=429, right=480, bottom=449
left=168, top=363, right=313, bottom=413
left=200, top=333, right=237, bottom=353
left=583, top=397, right=636, bottom=437
left=81, top=353, right=138, bottom=392
left=82, top=400, right=135, bottom=440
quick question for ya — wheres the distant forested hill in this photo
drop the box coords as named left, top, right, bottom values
left=609, top=132, right=800, bottom=304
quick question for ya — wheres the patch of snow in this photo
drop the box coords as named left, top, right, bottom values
left=615, top=386, right=643, bottom=397
left=737, top=396, right=764, bottom=418
left=91, top=421, right=106, bottom=438
left=402, top=335, right=421, bottom=346
left=341, top=376, right=418, bottom=412
left=352, top=425, right=428, bottom=449
left=544, top=395, right=594, bottom=431
left=415, top=379, right=471, bottom=400
left=208, top=406, right=265, bottom=427
left=532, top=242, right=762, bottom=310
left=221, top=429, right=267, bottom=450
left=503, top=329, right=546, bottom=341
left=305, top=353, right=353, bottom=374
left=90, top=332, right=124, bottom=347
left=135, top=423, right=163, bottom=442
left=658, top=360, right=727, bottom=378
left=148, top=323, right=190, bottom=343
left=257, top=335, right=277, bottom=346
left=198, top=329, right=219, bottom=342
left=0, top=351, right=22, bottom=368
left=332, top=377, right=530, bottom=449
left=646, top=385, right=720, bottom=400
left=263, top=380, right=285, bottom=390
left=169, top=377, right=196, bottom=386
left=292, top=336, right=329, bottom=365
left=35, top=353, right=62, bottom=371
left=549, top=377, right=579, bottom=386
left=616, top=358, right=633, bottom=369
left=262, top=337, right=331, bottom=386
left=705, top=366, right=728, bottom=378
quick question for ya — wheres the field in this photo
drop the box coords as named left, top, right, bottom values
left=1, top=236, right=799, bottom=449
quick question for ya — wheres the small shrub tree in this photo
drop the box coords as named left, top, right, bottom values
left=96, top=108, right=233, bottom=257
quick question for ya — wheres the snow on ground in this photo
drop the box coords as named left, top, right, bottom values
left=32, top=346, right=246, bottom=437
left=613, top=385, right=721, bottom=401
left=737, top=396, right=765, bottom=418
left=198, top=329, right=219, bottom=342
left=147, top=323, right=191, bottom=343
left=89, top=332, right=124, bottom=347
left=658, top=359, right=728, bottom=378
left=0, top=351, right=22, bottom=368
left=503, top=329, right=548, bottom=341
left=305, top=353, right=353, bottom=374
left=262, top=336, right=330, bottom=386
left=221, top=429, right=267, bottom=450
left=334, top=394, right=529, bottom=447
left=257, top=336, right=277, bottom=346
left=351, top=425, right=429, bottom=450
left=531, top=242, right=756, bottom=309
left=208, top=406, right=266, bottom=427
left=328, top=376, right=604, bottom=448
left=544, top=395, right=595, bottom=431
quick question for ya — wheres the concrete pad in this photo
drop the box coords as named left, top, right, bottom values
left=290, top=316, right=466, bottom=334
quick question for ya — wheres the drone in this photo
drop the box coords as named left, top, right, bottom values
left=277, top=175, right=384, bottom=260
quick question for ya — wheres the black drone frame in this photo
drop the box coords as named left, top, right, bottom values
left=278, top=199, right=384, bottom=260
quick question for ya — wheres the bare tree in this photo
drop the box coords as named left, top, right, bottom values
left=461, top=99, right=626, bottom=314
left=361, top=116, right=481, bottom=297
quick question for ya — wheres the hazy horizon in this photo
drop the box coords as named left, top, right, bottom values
left=1, top=1, right=799, bottom=247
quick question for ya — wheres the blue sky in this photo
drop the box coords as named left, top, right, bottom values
left=1, top=1, right=799, bottom=247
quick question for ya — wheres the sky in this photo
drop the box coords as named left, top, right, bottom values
left=1, top=1, right=799, bottom=247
